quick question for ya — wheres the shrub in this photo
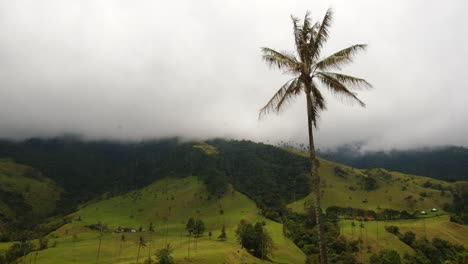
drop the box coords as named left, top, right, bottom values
left=385, top=225, right=399, bottom=235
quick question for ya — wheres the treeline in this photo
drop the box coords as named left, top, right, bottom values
left=0, top=137, right=311, bottom=234
left=326, top=206, right=417, bottom=220
left=319, top=145, right=468, bottom=182
left=445, top=182, right=468, bottom=224
left=282, top=208, right=361, bottom=263
left=383, top=226, right=467, bottom=263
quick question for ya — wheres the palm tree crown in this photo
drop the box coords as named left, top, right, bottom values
left=259, top=8, right=372, bottom=124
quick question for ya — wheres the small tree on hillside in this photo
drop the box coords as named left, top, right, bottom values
left=38, top=236, right=49, bottom=250
left=185, top=217, right=195, bottom=236
left=136, top=236, right=146, bottom=264
left=156, top=244, right=174, bottom=264
left=218, top=225, right=227, bottom=241
left=193, top=219, right=206, bottom=251
left=193, top=219, right=205, bottom=237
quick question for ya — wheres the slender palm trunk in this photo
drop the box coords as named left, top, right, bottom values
left=136, top=244, right=141, bottom=264
left=96, top=227, right=103, bottom=264
left=187, top=235, right=191, bottom=259
left=118, top=240, right=123, bottom=261
left=305, top=88, right=328, bottom=264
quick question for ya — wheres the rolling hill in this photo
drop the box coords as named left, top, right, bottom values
left=0, top=159, right=62, bottom=238
left=21, top=177, right=306, bottom=264
left=288, top=156, right=455, bottom=215
left=0, top=139, right=466, bottom=263
left=319, top=145, right=468, bottom=181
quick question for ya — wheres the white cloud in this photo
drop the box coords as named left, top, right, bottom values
left=0, top=0, right=467, bottom=149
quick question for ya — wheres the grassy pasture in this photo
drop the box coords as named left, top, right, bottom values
left=339, top=215, right=468, bottom=263
left=18, top=177, right=304, bottom=263
left=288, top=157, right=453, bottom=214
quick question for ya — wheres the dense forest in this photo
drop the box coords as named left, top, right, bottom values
left=0, top=137, right=310, bottom=231
left=319, top=144, right=468, bottom=181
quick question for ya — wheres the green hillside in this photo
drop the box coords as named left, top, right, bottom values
left=288, top=155, right=454, bottom=214
left=0, top=140, right=466, bottom=263
left=285, top=151, right=467, bottom=263
left=19, top=177, right=305, bottom=264
left=0, top=159, right=62, bottom=236
left=340, top=215, right=468, bottom=263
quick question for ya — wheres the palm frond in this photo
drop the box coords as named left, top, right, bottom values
left=259, top=78, right=302, bottom=119
left=310, top=8, right=333, bottom=61
left=311, top=85, right=327, bottom=111
left=299, top=11, right=313, bottom=64
left=309, top=83, right=327, bottom=127
left=316, top=44, right=367, bottom=71
left=291, top=15, right=302, bottom=53
left=317, top=72, right=372, bottom=90
left=261, top=47, right=300, bottom=73
left=316, top=72, right=366, bottom=107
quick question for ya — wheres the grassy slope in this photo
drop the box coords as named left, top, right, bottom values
left=340, top=215, right=468, bottom=262
left=23, top=177, right=305, bottom=264
left=288, top=154, right=453, bottom=214
left=286, top=150, right=467, bottom=262
left=0, top=159, right=62, bottom=229
left=2, top=146, right=466, bottom=263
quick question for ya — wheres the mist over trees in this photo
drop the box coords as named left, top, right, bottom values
left=319, top=145, right=468, bottom=181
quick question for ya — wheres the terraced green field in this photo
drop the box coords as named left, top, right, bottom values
left=19, top=177, right=305, bottom=263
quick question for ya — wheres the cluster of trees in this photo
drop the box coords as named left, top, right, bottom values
left=284, top=210, right=358, bottom=263
left=326, top=206, right=416, bottom=220
left=136, top=243, right=175, bottom=264
left=185, top=218, right=205, bottom=237
left=326, top=206, right=377, bottom=219
left=235, top=220, right=273, bottom=259
left=403, top=236, right=466, bottom=263
left=446, top=183, right=468, bottom=224
left=385, top=227, right=466, bottom=263
left=0, top=235, right=50, bottom=264
left=370, top=250, right=402, bottom=264
left=363, top=176, right=378, bottom=191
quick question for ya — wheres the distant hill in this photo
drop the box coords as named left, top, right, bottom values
left=0, top=138, right=311, bottom=220
left=0, top=159, right=62, bottom=240
left=319, top=145, right=468, bottom=181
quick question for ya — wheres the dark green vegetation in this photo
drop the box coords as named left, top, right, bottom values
left=370, top=250, right=401, bottom=264
left=0, top=159, right=61, bottom=241
left=384, top=227, right=466, bottom=263
left=285, top=211, right=359, bottom=264
left=319, top=145, right=468, bottom=181
left=0, top=137, right=310, bottom=223
left=235, top=220, right=273, bottom=259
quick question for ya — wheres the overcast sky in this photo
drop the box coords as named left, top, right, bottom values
left=0, top=0, right=467, bottom=150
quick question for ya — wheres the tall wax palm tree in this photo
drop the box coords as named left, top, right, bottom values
left=259, top=8, right=371, bottom=263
